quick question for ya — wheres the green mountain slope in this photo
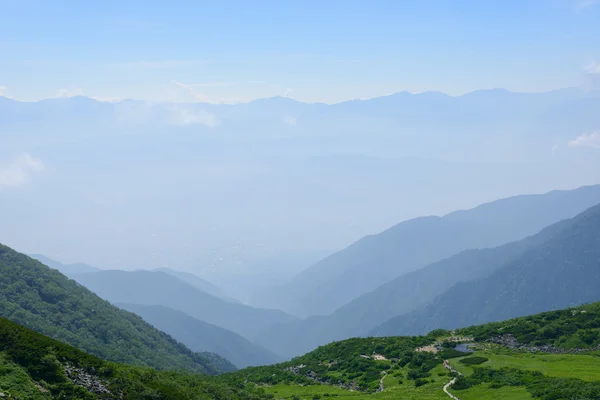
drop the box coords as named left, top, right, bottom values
left=253, top=184, right=600, bottom=317
left=71, top=270, right=295, bottom=339
left=220, top=302, right=600, bottom=400
left=0, top=244, right=234, bottom=374
left=371, top=202, right=600, bottom=337
left=2, top=297, right=600, bottom=399
left=0, top=316, right=264, bottom=400
left=254, top=216, right=573, bottom=357
left=119, top=303, right=281, bottom=368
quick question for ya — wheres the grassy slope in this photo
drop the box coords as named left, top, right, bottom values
left=231, top=302, right=600, bottom=399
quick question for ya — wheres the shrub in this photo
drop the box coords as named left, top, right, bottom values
left=414, top=378, right=428, bottom=387
left=459, top=357, right=488, bottom=366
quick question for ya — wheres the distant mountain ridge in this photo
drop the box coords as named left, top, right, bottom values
left=119, top=303, right=281, bottom=368
left=371, top=200, right=600, bottom=336
left=254, top=184, right=600, bottom=318
left=28, top=254, right=100, bottom=276
left=71, top=269, right=296, bottom=340
left=152, top=267, right=239, bottom=303
left=254, top=214, right=575, bottom=357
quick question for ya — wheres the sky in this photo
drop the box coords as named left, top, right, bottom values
left=0, top=0, right=599, bottom=104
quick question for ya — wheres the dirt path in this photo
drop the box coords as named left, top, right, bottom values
left=377, top=371, right=387, bottom=392
left=442, top=360, right=461, bottom=400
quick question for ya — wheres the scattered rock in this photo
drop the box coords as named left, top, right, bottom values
left=486, top=334, right=600, bottom=354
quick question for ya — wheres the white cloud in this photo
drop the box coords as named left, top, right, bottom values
left=585, top=61, right=600, bottom=74
left=114, top=101, right=219, bottom=127
left=282, top=116, right=297, bottom=125
left=551, top=144, right=559, bottom=156
left=167, top=106, right=220, bottom=127
left=575, top=0, right=598, bottom=11
left=568, top=132, right=600, bottom=149
left=55, top=87, right=84, bottom=98
left=90, top=96, right=125, bottom=103
left=0, top=153, right=45, bottom=187
left=0, top=86, right=17, bottom=99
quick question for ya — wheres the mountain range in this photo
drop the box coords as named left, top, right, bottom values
left=252, top=184, right=600, bottom=318
left=371, top=200, right=600, bottom=336
left=3, top=88, right=600, bottom=277
left=70, top=269, right=295, bottom=340
left=118, top=303, right=280, bottom=368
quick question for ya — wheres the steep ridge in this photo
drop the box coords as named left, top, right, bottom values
left=72, top=270, right=296, bottom=339
left=119, top=303, right=281, bottom=368
left=371, top=201, right=600, bottom=336
left=254, top=216, right=573, bottom=357
left=254, top=184, right=600, bottom=317
left=0, top=244, right=233, bottom=373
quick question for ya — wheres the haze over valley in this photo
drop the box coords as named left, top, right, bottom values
left=2, top=1, right=600, bottom=399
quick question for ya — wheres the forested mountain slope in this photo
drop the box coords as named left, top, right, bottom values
left=0, top=316, right=263, bottom=400
left=372, top=201, right=600, bottom=336
left=0, top=244, right=233, bottom=374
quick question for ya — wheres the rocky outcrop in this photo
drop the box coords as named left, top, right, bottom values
left=63, top=363, right=117, bottom=398
left=487, top=334, right=600, bottom=354
left=284, top=364, right=361, bottom=391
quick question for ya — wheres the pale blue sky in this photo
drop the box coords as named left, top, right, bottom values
left=1, top=0, right=599, bottom=103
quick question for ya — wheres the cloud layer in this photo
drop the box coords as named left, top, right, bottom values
left=0, top=153, right=45, bottom=186
left=568, top=132, right=600, bottom=149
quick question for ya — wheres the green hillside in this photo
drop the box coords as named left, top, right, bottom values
left=0, top=243, right=234, bottom=374
left=220, top=302, right=600, bottom=400
left=0, top=315, right=261, bottom=400
left=2, top=299, right=600, bottom=399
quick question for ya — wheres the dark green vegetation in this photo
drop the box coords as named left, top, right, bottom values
left=458, top=301, right=600, bottom=349
left=118, top=304, right=281, bottom=368
left=372, top=201, right=600, bottom=337
left=458, top=356, right=488, bottom=366
left=2, top=296, right=600, bottom=399
left=252, top=184, right=600, bottom=318
left=0, top=244, right=233, bottom=374
left=0, top=316, right=266, bottom=400
left=220, top=330, right=469, bottom=392
left=72, top=269, right=295, bottom=340
left=452, top=366, right=600, bottom=399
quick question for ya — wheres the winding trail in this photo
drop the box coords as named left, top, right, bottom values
left=377, top=371, right=387, bottom=393
left=442, top=360, right=461, bottom=400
